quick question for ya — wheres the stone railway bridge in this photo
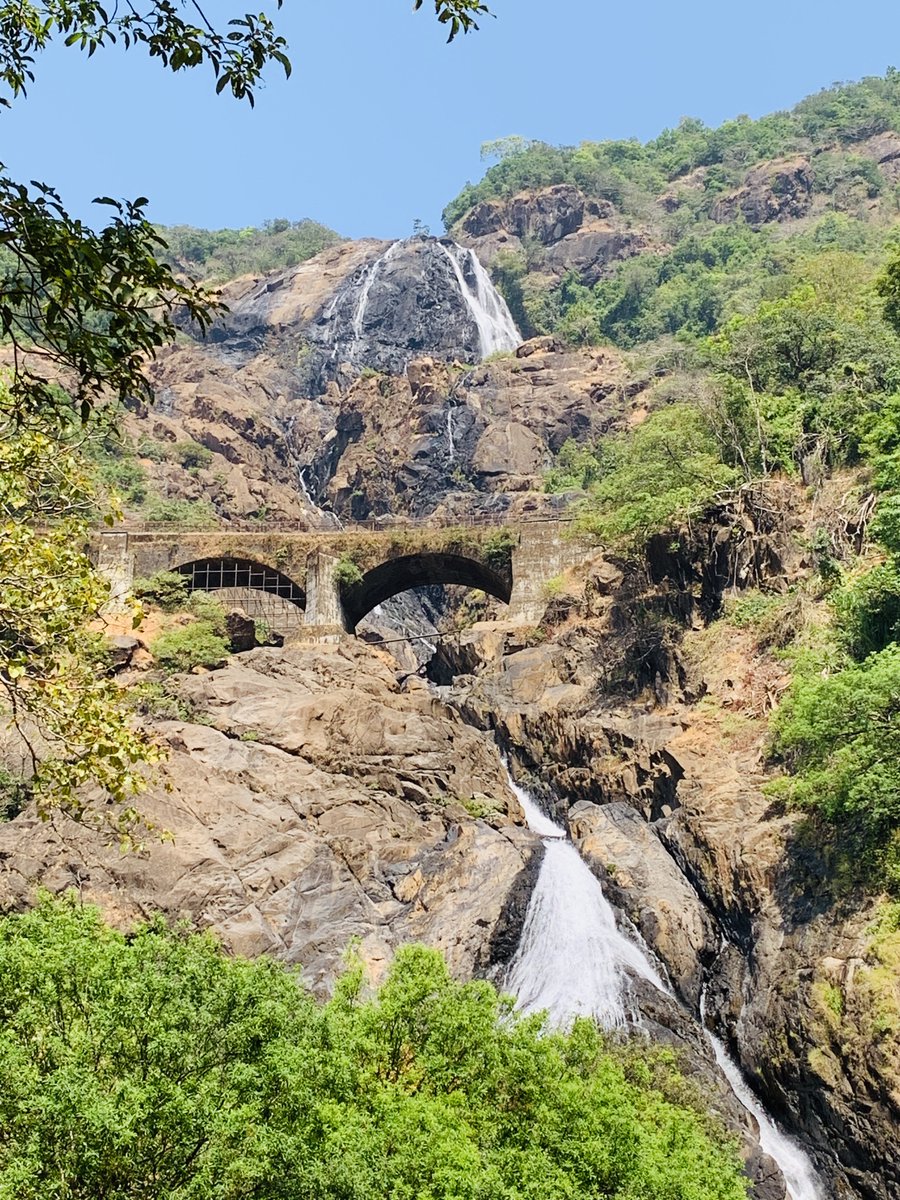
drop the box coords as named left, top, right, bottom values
left=91, top=518, right=586, bottom=639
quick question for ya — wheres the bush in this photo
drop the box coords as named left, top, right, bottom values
left=173, top=440, right=213, bottom=470
left=126, top=681, right=201, bottom=722
left=769, top=644, right=900, bottom=885
left=151, top=622, right=229, bottom=673
left=333, top=554, right=364, bottom=590
left=482, top=528, right=517, bottom=569
left=832, top=561, right=900, bottom=658
left=135, top=436, right=171, bottom=463
left=0, top=767, right=30, bottom=821
left=143, top=497, right=218, bottom=528
left=0, top=895, right=750, bottom=1200
left=186, top=591, right=227, bottom=633
left=133, top=571, right=190, bottom=612
left=95, top=456, right=147, bottom=505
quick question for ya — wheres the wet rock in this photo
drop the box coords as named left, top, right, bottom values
left=298, top=237, right=519, bottom=393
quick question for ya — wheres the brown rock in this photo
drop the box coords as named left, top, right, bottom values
left=711, top=156, right=814, bottom=226
left=225, top=609, right=257, bottom=652
left=0, top=641, right=530, bottom=993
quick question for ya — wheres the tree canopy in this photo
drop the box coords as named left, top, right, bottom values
left=0, top=895, right=750, bottom=1200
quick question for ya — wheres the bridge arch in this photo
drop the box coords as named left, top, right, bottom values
left=340, top=552, right=511, bottom=631
left=175, top=557, right=306, bottom=635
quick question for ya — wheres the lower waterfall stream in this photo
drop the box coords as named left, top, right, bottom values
left=503, top=769, right=823, bottom=1200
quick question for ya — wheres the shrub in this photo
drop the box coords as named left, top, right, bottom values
left=482, top=528, right=517, bottom=569
left=126, top=681, right=201, bottom=723
left=832, top=561, right=900, bottom=659
left=566, top=404, right=739, bottom=551
left=143, top=497, right=218, bottom=528
left=187, top=591, right=227, bottom=633
left=133, top=571, right=190, bottom=612
left=0, top=896, right=750, bottom=1200
left=151, top=622, right=229, bottom=673
left=333, top=554, right=364, bottom=590
left=173, top=440, right=214, bottom=470
left=0, top=768, right=30, bottom=821
left=96, top=456, right=147, bottom=505
left=136, top=437, right=172, bottom=463
left=769, top=644, right=900, bottom=885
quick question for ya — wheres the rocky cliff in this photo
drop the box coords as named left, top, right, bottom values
left=9, top=100, right=900, bottom=1195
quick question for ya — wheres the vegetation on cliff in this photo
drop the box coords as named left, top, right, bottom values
left=445, top=71, right=900, bottom=229
left=158, top=219, right=343, bottom=283
left=0, top=895, right=749, bottom=1200
left=446, top=74, right=900, bottom=349
left=475, top=75, right=900, bottom=893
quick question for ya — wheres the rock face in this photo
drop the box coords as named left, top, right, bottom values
left=121, top=235, right=662, bottom=525
left=129, top=333, right=643, bottom=523
left=857, top=130, right=900, bottom=182
left=454, top=183, right=656, bottom=284
left=299, top=237, right=521, bottom=390
left=205, top=236, right=520, bottom=397
left=710, top=156, right=815, bottom=226
left=0, top=642, right=533, bottom=991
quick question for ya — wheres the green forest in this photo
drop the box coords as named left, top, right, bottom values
left=0, top=897, right=748, bottom=1200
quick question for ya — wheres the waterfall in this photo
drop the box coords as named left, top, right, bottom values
left=504, top=774, right=667, bottom=1029
left=505, top=769, right=824, bottom=1198
left=446, top=408, right=455, bottom=462
left=439, top=243, right=521, bottom=359
left=340, top=240, right=403, bottom=362
left=700, top=988, right=823, bottom=1200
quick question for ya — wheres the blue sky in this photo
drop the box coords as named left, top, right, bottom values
left=3, top=0, right=899, bottom=237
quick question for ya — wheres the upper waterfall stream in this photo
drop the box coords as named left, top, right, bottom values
left=503, top=768, right=823, bottom=1199
left=438, top=243, right=521, bottom=358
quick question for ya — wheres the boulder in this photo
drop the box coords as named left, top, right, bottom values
left=107, top=634, right=140, bottom=671
left=225, top=609, right=257, bottom=653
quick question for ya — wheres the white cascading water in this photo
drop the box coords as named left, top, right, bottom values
left=505, top=769, right=823, bottom=1199
left=348, top=240, right=402, bottom=350
left=330, top=238, right=519, bottom=365
left=504, top=774, right=666, bottom=1029
left=439, top=243, right=521, bottom=358
left=700, top=988, right=823, bottom=1200
left=446, top=408, right=455, bottom=462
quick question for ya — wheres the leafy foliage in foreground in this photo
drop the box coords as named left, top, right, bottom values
left=0, top=896, right=749, bottom=1200
left=0, top=409, right=159, bottom=832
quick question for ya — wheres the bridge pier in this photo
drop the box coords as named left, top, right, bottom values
left=302, top=552, right=349, bottom=639
left=507, top=523, right=587, bottom=624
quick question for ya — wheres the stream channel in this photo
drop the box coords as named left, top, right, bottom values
left=502, top=768, right=823, bottom=1200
